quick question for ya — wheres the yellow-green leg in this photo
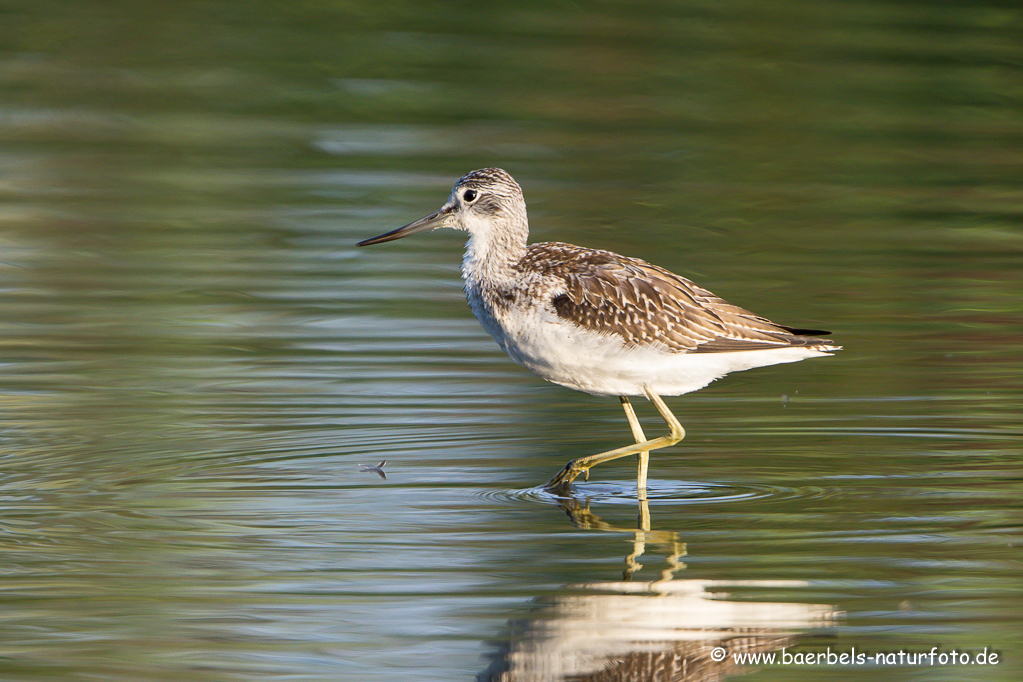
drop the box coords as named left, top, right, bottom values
left=545, top=387, right=685, bottom=492
left=619, top=396, right=649, bottom=500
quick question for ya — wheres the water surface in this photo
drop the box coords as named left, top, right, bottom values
left=1, top=1, right=1020, bottom=680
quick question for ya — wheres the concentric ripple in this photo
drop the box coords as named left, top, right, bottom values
left=486, top=479, right=831, bottom=506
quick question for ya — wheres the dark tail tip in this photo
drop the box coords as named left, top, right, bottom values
left=783, top=327, right=832, bottom=337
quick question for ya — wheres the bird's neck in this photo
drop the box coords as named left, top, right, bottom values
left=461, top=223, right=528, bottom=292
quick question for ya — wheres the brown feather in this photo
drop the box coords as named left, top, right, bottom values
left=520, top=242, right=836, bottom=354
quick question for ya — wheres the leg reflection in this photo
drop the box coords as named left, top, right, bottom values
left=559, top=494, right=686, bottom=582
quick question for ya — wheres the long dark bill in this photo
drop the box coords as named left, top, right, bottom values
left=356, top=207, right=450, bottom=247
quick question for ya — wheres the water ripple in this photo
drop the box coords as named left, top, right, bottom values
left=481, top=479, right=831, bottom=506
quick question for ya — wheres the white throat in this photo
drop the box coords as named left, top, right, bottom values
left=460, top=213, right=528, bottom=290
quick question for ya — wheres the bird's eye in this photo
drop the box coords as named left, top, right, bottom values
left=462, top=189, right=478, bottom=203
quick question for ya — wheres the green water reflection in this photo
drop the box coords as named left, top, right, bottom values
left=1, top=0, right=1021, bottom=680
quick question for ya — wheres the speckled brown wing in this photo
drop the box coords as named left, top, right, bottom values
left=521, top=242, right=836, bottom=354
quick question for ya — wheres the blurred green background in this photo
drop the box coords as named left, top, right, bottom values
left=1, top=1, right=1020, bottom=680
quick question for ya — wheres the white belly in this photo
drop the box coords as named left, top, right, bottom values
left=480, top=304, right=829, bottom=397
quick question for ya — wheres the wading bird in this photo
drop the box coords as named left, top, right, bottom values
left=358, top=169, right=839, bottom=492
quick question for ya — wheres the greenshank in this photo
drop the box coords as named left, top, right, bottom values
left=357, top=169, right=840, bottom=492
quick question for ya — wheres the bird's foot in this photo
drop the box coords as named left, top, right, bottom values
left=544, top=460, right=589, bottom=494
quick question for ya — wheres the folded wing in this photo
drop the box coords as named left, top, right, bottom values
left=523, top=242, right=838, bottom=354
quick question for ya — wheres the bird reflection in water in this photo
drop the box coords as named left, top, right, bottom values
left=478, top=496, right=838, bottom=682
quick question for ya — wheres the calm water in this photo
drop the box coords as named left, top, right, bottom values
left=1, top=1, right=1020, bottom=680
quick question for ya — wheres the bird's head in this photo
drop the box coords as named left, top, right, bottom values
left=357, top=168, right=526, bottom=247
